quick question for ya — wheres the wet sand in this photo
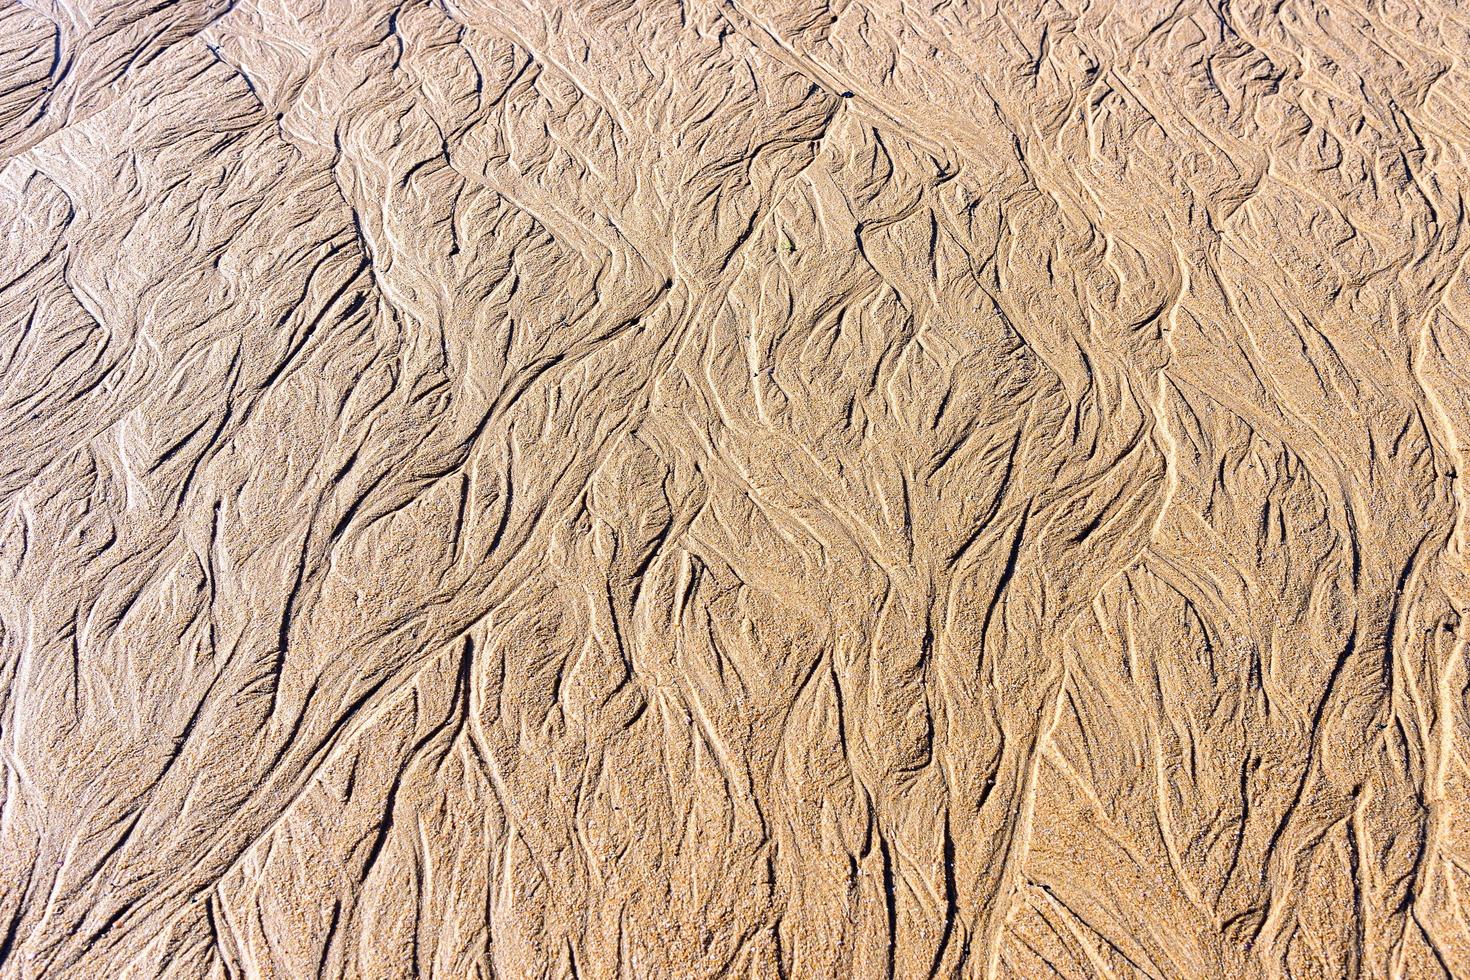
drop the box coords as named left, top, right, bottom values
left=2, top=0, right=1469, bottom=976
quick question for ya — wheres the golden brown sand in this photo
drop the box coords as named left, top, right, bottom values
left=2, top=0, right=1469, bottom=976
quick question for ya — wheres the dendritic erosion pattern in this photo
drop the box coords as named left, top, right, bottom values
left=2, top=0, right=1470, bottom=977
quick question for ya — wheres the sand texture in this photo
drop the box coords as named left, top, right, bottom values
left=3, top=0, right=1470, bottom=976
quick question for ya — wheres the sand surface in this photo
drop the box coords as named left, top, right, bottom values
left=2, top=0, right=1470, bottom=976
